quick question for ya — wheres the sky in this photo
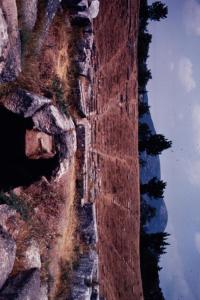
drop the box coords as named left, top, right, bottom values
left=147, top=0, right=200, bottom=299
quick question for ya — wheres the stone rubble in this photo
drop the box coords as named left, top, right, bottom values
left=70, top=1, right=100, bottom=299
left=70, top=251, right=99, bottom=300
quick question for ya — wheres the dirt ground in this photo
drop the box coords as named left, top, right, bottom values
left=89, top=0, right=143, bottom=299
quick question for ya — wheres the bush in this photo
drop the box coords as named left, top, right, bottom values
left=52, top=77, right=70, bottom=117
left=0, top=192, right=29, bottom=220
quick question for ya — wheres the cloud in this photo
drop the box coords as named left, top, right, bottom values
left=169, top=62, right=175, bottom=72
left=160, top=224, right=195, bottom=300
left=178, top=57, right=196, bottom=92
left=195, top=232, right=200, bottom=254
left=184, top=0, right=200, bottom=36
left=192, top=104, right=200, bottom=153
left=187, top=160, right=200, bottom=185
left=186, top=104, right=200, bottom=185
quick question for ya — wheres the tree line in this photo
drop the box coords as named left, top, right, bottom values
left=138, top=0, right=171, bottom=207
left=138, top=1, right=170, bottom=300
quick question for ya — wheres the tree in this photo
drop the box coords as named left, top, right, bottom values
left=138, top=32, right=152, bottom=64
left=146, top=134, right=172, bottom=155
left=139, top=133, right=172, bottom=155
left=139, top=101, right=150, bottom=117
left=140, top=229, right=170, bottom=300
left=138, top=65, right=152, bottom=88
left=139, top=122, right=151, bottom=140
left=141, top=177, right=166, bottom=199
left=141, top=200, right=156, bottom=227
left=148, top=1, right=168, bottom=21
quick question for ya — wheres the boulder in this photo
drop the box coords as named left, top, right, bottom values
left=32, top=104, right=75, bottom=134
left=0, top=0, right=21, bottom=82
left=0, top=268, right=41, bottom=300
left=75, top=42, right=91, bottom=77
left=0, top=8, right=9, bottom=75
left=70, top=1, right=91, bottom=27
left=0, top=205, right=21, bottom=239
left=62, top=0, right=82, bottom=9
left=0, top=226, right=16, bottom=289
left=39, top=284, right=48, bottom=300
left=79, top=203, right=97, bottom=245
left=70, top=251, right=99, bottom=300
left=18, top=0, right=38, bottom=31
left=71, top=10, right=92, bottom=27
left=89, top=0, right=99, bottom=19
left=2, top=89, right=51, bottom=118
left=75, top=75, right=92, bottom=116
left=24, top=239, right=41, bottom=269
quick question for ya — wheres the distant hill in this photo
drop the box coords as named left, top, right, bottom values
left=140, top=91, right=168, bottom=233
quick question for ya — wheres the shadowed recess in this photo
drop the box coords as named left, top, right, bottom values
left=0, top=105, right=58, bottom=190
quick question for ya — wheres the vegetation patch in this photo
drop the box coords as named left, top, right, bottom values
left=0, top=192, right=30, bottom=220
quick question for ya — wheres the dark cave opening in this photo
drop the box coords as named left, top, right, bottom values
left=0, top=106, right=58, bottom=190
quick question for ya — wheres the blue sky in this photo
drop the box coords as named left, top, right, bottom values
left=148, top=0, right=200, bottom=299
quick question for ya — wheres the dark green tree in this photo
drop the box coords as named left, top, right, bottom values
left=140, top=133, right=172, bottom=155
left=141, top=177, right=166, bottom=199
left=138, top=65, right=152, bottom=88
left=146, top=134, right=172, bottom=155
left=139, top=122, right=151, bottom=140
left=139, top=101, right=150, bottom=117
left=141, top=200, right=156, bottom=227
left=148, top=1, right=168, bottom=21
left=138, top=32, right=152, bottom=64
left=140, top=230, right=170, bottom=300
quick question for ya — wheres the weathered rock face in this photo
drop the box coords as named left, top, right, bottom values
left=90, top=0, right=143, bottom=299
left=0, top=268, right=41, bottom=300
left=0, top=205, right=21, bottom=239
left=71, top=250, right=99, bottom=300
left=0, top=8, right=9, bottom=74
left=2, top=89, right=76, bottom=174
left=0, top=0, right=21, bottom=81
left=24, top=239, right=41, bottom=269
left=18, top=0, right=38, bottom=31
left=0, top=226, right=16, bottom=289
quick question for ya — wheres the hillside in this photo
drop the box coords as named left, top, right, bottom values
left=140, top=92, right=168, bottom=233
left=91, top=0, right=143, bottom=299
left=0, top=0, right=143, bottom=299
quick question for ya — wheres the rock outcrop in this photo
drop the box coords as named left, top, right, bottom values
left=18, top=0, right=38, bottom=31
left=0, top=205, right=21, bottom=239
left=0, top=226, right=16, bottom=289
left=0, top=0, right=21, bottom=82
left=0, top=8, right=9, bottom=74
left=0, top=1, right=142, bottom=299
left=0, top=268, right=41, bottom=300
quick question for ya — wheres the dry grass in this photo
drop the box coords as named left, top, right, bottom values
left=0, top=4, right=84, bottom=298
left=48, top=160, right=79, bottom=300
